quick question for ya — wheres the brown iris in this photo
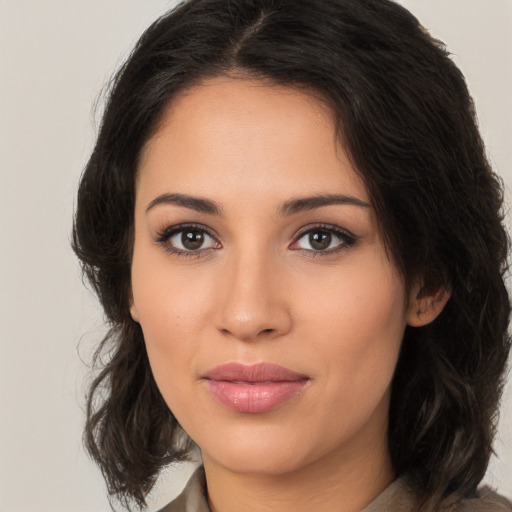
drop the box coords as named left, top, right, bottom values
left=182, top=230, right=204, bottom=250
left=309, top=231, right=332, bottom=250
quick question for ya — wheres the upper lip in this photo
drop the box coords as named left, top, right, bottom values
left=203, top=362, right=309, bottom=383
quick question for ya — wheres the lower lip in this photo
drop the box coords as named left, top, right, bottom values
left=204, top=379, right=308, bottom=413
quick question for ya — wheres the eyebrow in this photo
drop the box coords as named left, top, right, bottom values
left=145, top=192, right=370, bottom=216
left=146, top=193, right=223, bottom=215
left=280, top=194, right=370, bottom=216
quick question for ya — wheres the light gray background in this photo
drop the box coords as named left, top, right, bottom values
left=1, top=1, right=510, bottom=511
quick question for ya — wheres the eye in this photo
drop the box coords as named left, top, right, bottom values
left=155, top=224, right=220, bottom=255
left=290, top=225, right=356, bottom=254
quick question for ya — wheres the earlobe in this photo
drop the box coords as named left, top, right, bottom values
left=130, top=304, right=140, bottom=323
left=129, top=293, right=140, bottom=323
left=407, top=286, right=451, bottom=327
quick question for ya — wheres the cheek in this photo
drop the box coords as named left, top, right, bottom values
left=130, top=248, right=215, bottom=402
left=296, top=257, right=406, bottom=405
left=131, top=239, right=214, bottom=341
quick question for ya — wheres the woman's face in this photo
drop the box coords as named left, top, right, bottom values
left=131, top=77, right=419, bottom=478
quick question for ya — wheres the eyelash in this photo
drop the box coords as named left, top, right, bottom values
left=155, top=223, right=219, bottom=258
left=291, top=223, right=358, bottom=256
left=154, top=223, right=358, bottom=258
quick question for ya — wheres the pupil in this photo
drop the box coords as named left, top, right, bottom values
left=310, top=231, right=331, bottom=250
left=182, top=231, right=204, bottom=250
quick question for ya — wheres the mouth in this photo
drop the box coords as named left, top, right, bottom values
left=202, top=362, right=310, bottom=413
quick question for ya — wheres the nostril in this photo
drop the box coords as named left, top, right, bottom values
left=221, top=328, right=274, bottom=335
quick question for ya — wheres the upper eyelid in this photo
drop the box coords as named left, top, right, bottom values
left=155, top=222, right=353, bottom=236
left=292, top=223, right=356, bottom=240
left=155, top=222, right=219, bottom=241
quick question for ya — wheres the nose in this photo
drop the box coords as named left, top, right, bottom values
left=214, top=249, right=292, bottom=342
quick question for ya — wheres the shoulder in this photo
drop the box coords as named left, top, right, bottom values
left=363, top=477, right=512, bottom=512
left=158, top=466, right=209, bottom=512
left=447, top=488, right=512, bottom=512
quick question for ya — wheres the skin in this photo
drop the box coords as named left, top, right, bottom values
left=130, top=77, right=448, bottom=512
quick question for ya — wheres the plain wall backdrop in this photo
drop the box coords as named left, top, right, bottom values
left=0, top=1, right=510, bottom=511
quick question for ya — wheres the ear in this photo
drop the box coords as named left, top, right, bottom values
left=129, top=291, right=140, bottom=323
left=406, top=284, right=450, bottom=327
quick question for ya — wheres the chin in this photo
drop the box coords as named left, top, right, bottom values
left=195, top=420, right=327, bottom=477
left=205, top=443, right=307, bottom=476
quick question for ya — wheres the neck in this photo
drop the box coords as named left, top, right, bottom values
left=203, top=418, right=394, bottom=512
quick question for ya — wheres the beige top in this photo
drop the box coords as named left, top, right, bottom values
left=159, top=467, right=512, bottom=512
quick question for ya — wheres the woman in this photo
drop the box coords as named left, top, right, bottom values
left=73, top=0, right=511, bottom=510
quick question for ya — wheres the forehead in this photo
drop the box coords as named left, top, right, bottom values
left=137, top=77, right=368, bottom=208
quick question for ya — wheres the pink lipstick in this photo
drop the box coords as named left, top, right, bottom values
left=203, top=363, right=309, bottom=413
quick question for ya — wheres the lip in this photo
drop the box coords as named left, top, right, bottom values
left=202, top=362, right=309, bottom=413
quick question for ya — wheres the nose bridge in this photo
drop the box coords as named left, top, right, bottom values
left=215, top=242, right=291, bottom=341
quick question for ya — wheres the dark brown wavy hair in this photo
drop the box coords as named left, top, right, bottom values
left=72, top=0, right=511, bottom=510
